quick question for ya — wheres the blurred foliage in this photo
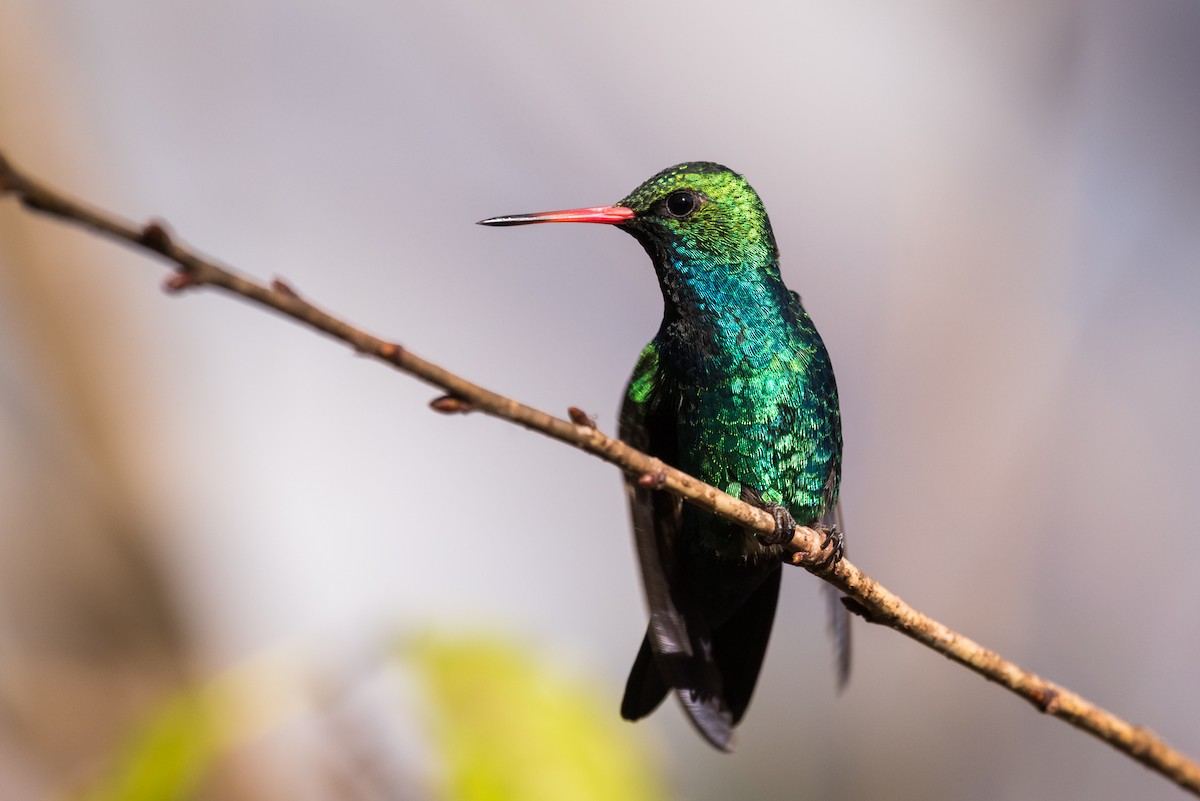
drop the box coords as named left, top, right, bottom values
left=69, top=689, right=219, bottom=801
left=59, top=635, right=666, bottom=801
left=406, top=636, right=666, bottom=801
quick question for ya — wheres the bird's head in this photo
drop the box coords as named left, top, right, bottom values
left=479, top=162, right=778, bottom=268
left=614, top=162, right=778, bottom=267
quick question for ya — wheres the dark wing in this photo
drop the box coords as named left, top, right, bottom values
left=821, top=500, right=852, bottom=689
left=620, top=630, right=668, bottom=720
left=618, top=345, right=736, bottom=750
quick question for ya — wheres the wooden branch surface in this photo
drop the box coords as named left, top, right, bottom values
left=1, top=152, right=1196, bottom=796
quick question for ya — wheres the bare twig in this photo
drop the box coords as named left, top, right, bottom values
left=2, top=151, right=1197, bottom=796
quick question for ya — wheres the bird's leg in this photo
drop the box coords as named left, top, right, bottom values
left=739, top=485, right=845, bottom=567
left=739, top=486, right=796, bottom=546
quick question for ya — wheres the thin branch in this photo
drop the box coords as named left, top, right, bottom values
left=2, top=151, right=1197, bottom=796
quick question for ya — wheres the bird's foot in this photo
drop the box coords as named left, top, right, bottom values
left=739, top=486, right=796, bottom=546
left=760, top=503, right=797, bottom=546
left=803, top=524, right=844, bottom=570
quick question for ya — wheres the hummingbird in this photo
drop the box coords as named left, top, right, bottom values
left=479, top=162, right=848, bottom=751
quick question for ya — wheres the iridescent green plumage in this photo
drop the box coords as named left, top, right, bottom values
left=480, top=162, right=847, bottom=751
left=613, top=164, right=845, bottom=750
left=616, top=164, right=841, bottom=536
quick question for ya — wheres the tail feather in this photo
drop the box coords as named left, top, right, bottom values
left=713, top=564, right=781, bottom=724
left=620, top=561, right=783, bottom=751
left=621, top=629, right=737, bottom=750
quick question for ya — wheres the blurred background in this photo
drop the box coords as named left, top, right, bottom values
left=1, top=1, right=1198, bottom=799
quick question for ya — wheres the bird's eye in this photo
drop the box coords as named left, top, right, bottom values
left=664, top=190, right=699, bottom=219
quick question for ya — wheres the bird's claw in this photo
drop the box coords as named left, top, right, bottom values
left=739, top=486, right=797, bottom=546
left=762, top=503, right=797, bottom=546
left=739, top=491, right=796, bottom=546
left=806, top=524, right=844, bottom=570
left=739, top=487, right=833, bottom=555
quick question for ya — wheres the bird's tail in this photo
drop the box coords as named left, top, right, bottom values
left=621, top=562, right=781, bottom=751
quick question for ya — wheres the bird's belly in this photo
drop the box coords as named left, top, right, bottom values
left=676, top=380, right=836, bottom=559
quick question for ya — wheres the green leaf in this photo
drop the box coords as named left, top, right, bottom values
left=73, top=689, right=219, bottom=801
left=405, top=635, right=666, bottom=801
